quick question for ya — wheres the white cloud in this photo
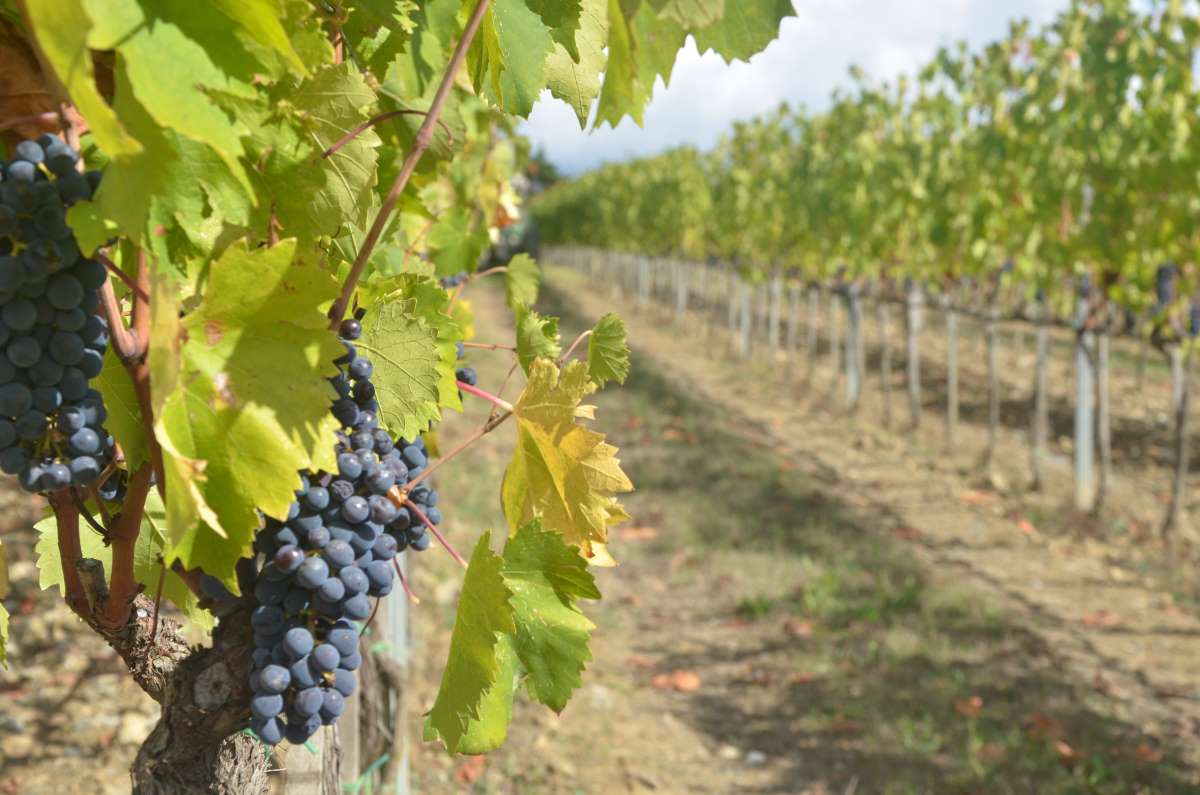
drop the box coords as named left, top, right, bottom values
left=522, top=0, right=1068, bottom=175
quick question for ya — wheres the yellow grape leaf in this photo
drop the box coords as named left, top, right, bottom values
left=501, top=359, right=633, bottom=555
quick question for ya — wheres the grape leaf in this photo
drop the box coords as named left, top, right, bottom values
left=545, top=0, right=608, bottom=127
left=504, top=253, right=540, bottom=309
left=424, top=633, right=519, bottom=754
left=153, top=240, right=343, bottom=583
left=428, top=207, right=490, bottom=277
left=502, top=519, right=599, bottom=711
left=33, top=500, right=214, bottom=629
left=587, top=313, right=630, bottom=386
left=361, top=274, right=465, bottom=412
left=467, top=0, right=554, bottom=117
left=649, top=0, right=724, bottom=26
left=209, top=0, right=308, bottom=75
left=95, top=348, right=148, bottom=474
left=526, top=0, right=584, bottom=60
left=426, top=532, right=515, bottom=753
left=515, top=306, right=561, bottom=372
left=501, top=360, right=633, bottom=554
left=357, top=298, right=443, bottom=440
left=692, top=0, right=794, bottom=62
left=21, top=0, right=141, bottom=156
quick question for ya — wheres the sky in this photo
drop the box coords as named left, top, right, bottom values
left=522, top=0, right=1069, bottom=175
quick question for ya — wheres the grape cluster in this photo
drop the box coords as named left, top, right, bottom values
left=439, top=272, right=467, bottom=289
left=0, top=136, right=113, bottom=492
left=247, top=316, right=444, bottom=745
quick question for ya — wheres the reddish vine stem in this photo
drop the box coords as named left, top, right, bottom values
left=404, top=499, right=467, bottom=567
left=392, top=558, right=420, bottom=604
left=47, top=490, right=89, bottom=616
left=102, top=464, right=154, bottom=628
left=462, top=341, right=516, bottom=351
left=457, top=380, right=514, bottom=413
left=558, top=330, right=593, bottom=365
left=328, top=0, right=493, bottom=328
left=98, top=278, right=139, bottom=364
left=398, top=409, right=512, bottom=496
left=131, top=250, right=150, bottom=357
left=320, top=109, right=454, bottom=161
left=94, top=253, right=147, bottom=303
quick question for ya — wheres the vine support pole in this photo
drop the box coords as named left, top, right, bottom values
left=738, top=281, right=752, bottom=358
left=805, top=285, right=820, bottom=381
left=785, top=283, right=800, bottom=379
left=768, top=274, right=783, bottom=357
left=983, top=306, right=1001, bottom=475
left=877, top=294, right=893, bottom=428
left=905, top=281, right=923, bottom=429
left=827, top=288, right=842, bottom=399
left=1073, top=297, right=1097, bottom=512
left=1030, top=300, right=1050, bottom=491
left=945, top=296, right=959, bottom=450
left=845, top=285, right=863, bottom=410
left=1093, top=327, right=1112, bottom=515
left=1163, top=348, right=1194, bottom=541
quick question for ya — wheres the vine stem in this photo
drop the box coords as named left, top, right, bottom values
left=328, top=0, right=493, bottom=328
left=398, top=409, right=512, bottom=495
left=98, top=278, right=140, bottom=364
left=457, top=381, right=514, bottom=413
left=404, top=499, right=467, bottom=568
left=462, top=341, right=516, bottom=351
left=559, top=330, right=593, bottom=365
left=47, top=490, right=88, bottom=616
left=96, top=252, right=149, bottom=302
left=320, top=109, right=454, bottom=160
left=102, top=465, right=153, bottom=628
left=392, top=558, right=420, bottom=604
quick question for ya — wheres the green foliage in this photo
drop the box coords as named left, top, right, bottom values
left=514, top=306, right=561, bottom=371
left=504, top=253, right=541, bottom=309
left=586, top=313, right=630, bottom=386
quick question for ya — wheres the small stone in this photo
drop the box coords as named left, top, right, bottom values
left=745, top=750, right=768, bottom=765
left=2, top=732, right=34, bottom=759
left=717, top=744, right=740, bottom=760
left=0, top=714, right=26, bottom=733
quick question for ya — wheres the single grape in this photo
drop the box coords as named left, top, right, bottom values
left=339, top=565, right=368, bottom=595
left=319, top=689, right=345, bottom=722
left=282, top=627, right=315, bottom=661
left=342, top=593, right=372, bottom=621
left=293, top=687, right=324, bottom=718
left=340, top=495, right=369, bottom=524
left=310, top=644, right=340, bottom=673
left=332, top=668, right=357, bottom=698
left=250, top=693, right=284, bottom=721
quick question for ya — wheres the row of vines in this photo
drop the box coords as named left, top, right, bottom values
left=535, top=0, right=1200, bottom=539
left=0, top=1, right=792, bottom=793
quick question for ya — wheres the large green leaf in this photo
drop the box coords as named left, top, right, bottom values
left=357, top=298, right=443, bottom=440
left=544, top=0, right=608, bottom=127
left=94, top=348, right=148, bottom=474
left=154, top=240, right=343, bottom=583
left=22, top=0, right=141, bottom=156
left=426, top=532, right=515, bottom=753
left=468, top=0, right=554, bottom=117
left=692, top=0, right=794, bottom=62
left=424, top=633, right=520, bottom=754
left=515, top=306, right=561, bottom=372
left=503, top=519, right=599, bottom=711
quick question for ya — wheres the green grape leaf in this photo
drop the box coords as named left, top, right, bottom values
left=22, top=0, right=141, bottom=156
left=426, top=532, right=515, bottom=753
left=502, top=519, right=599, bottom=711
left=83, top=0, right=259, bottom=190
left=95, top=348, right=148, bottom=474
left=153, top=240, right=343, bottom=584
left=586, top=313, right=630, bottom=386
left=428, top=207, right=490, bottom=277
left=544, top=0, right=608, bottom=127
left=209, top=0, right=308, bottom=75
left=501, top=360, right=633, bottom=555
left=357, top=298, right=443, bottom=440
left=692, top=0, right=794, bottom=62
left=504, top=253, right=540, bottom=309
left=35, top=511, right=112, bottom=596
left=423, top=633, right=519, bottom=754
left=515, top=306, right=561, bottom=372
left=649, top=0, right=724, bottom=26
left=526, top=0, right=583, bottom=60
left=468, top=0, right=554, bottom=117
left=361, top=275, right=465, bottom=411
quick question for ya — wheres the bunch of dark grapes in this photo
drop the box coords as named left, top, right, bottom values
left=246, top=316, right=443, bottom=745
left=0, top=136, right=113, bottom=493
left=439, top=272, right=467, bottom=289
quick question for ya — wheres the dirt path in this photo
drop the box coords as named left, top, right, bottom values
left=409, top=271, right=1200, bottom=794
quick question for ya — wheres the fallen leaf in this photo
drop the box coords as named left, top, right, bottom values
left=1016, top=517, right=1038, bottom=536
left=1052, top=739, right=1078, bottom=762
left=454, top=755, right=487, bottom=784
left=890, top=526, right=921, bottom=541
left=783, top=618, right=815, bottom=638
left=651, top=670, right=701, bottom=692
left=954, top=696, right=984, bottom=718
left=789, top=672, right=816, bottom=685
left=828, top=718, right=866, bottom=736
left=1081, top=610, right=1122, bottom=628
left=1092, top=672, right=1118, bottom=697
left=619, top=525, right=659, bottom=541
left=623, top=415, right=643, bottom=430
left=976, top=742, right=1007, bottom=763
left=725, top=616, right=750, bottom=629
left=1027, top=713, right=1066, bottom=741
left=961, top=489, right=999, bottom=505
left=618, top=593, right=642, bottom=606
left=626, top=654, right=655, bottom=669
left=1131, top=743, right=1164, bottom=764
